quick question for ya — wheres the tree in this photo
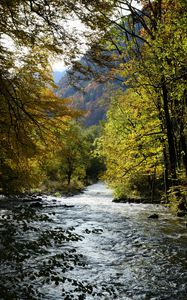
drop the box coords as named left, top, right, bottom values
left=42, top=123, right=105, bottom=192
left=96, top=89, right=164, bottom=199
left=1, top=0, right=186, bottom=200
left=73, top=0, right=186, bottom=205
left=42, top=122, right=90, bottom=192
left=121, top=0, right=187, bottom=191
left=0, top=47, right=75, bottom=193
left=0, top=0, right=116, bottom=192
left=59, top=122, right=89, bottom=188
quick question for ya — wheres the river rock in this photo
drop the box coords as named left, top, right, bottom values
left=148, top=213, right=159, bottom=219
left=112, top=197, right=157, bottom=204
left=63, top=204, right=75, bottom=208
left=30, top=202, right=43, bottom=208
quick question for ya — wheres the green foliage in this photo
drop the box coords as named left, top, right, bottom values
left=0, top=45, right=77, bottom=193
left=91, top=0, right=187, bottom=209
left=41, top=122, right=89, bottom=192
left=84, top=125, right=106, bottom=183
left=1, top=0, right=186, bottom=210
left=96, top=89, right=164, bottom=200
left=1, top=0, right=114, bottom=193
left=40, top=123, right=105, bottom=193
left=166, top=185, right=187, bottom=213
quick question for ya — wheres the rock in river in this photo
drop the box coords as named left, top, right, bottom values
left=148, top=213, right=159, bottom=219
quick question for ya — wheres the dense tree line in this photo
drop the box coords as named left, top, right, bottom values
left=0, top=0, right=186, bottom=210
left=92, top=0, right=187, bottom=210
left=0, top=0, right=107, bottom=193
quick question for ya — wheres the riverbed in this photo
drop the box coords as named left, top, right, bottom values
left=0, top=182, right=187, bottom=299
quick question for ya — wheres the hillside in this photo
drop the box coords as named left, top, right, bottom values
left=55, top=70, right=123, bottom=126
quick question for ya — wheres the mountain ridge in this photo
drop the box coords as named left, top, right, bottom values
left=55, top=69, right=124, bottom=126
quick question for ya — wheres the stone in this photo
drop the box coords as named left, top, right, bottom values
left=148, top=213, right=159, bottom=219
left=30, top=202, right=43, bottom=208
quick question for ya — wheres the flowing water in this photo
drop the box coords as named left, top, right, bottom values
left=0, top=182, right=187, bottom=299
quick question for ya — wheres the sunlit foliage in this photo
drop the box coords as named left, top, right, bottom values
left=88, top=0, right=187, bottom=208
left=0, top=0, right=186, bottom=209
left=96, top=89, right=164, bottom=199
left=0, top=47, right=74, bottom=193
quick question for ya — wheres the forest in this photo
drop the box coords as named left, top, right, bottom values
left=0, top=1, right=187, bottom=299
left=0, top=0, right=187, bottom=213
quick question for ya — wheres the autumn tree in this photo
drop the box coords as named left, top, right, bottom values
left=95, top=88, right=164, bottom=200
left=71, top=0, right=186, bottom=205
left=0, top=0, right=95, bottom=192
left=1, top=0, right=186, bottom=200
left=0, top=46, right=77, bottom=193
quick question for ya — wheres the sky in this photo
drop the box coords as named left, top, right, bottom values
left=52, top=17, right=88, bottom=72
left=2, top=1, right=142, bottom=73
left=52, top=60, right=67, bottom=72
left=52, top=0, right=142, bottom=72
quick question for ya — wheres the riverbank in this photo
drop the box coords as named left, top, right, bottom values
left=1, top=181, right=187, bottom=218
left=113, top=196, right=161, bottom=204
left=0, top=185, right=85, bottom=203
left=113, top=196, right=187, bottom=218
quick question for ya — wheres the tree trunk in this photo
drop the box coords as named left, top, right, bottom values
left=163, top=145, right=169, bottom=199
left=67, top=172, right=71, bottom=186
left=161, top=77, right=177, bottom=181
left=180, top=132, right=187, bottom=175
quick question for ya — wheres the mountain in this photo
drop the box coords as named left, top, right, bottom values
left=55, top=69, right=123, bottom=126
left=54, top=18, right=142, bottom=126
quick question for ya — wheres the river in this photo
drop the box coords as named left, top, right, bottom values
left=0, top=182, right=187, bottom=299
